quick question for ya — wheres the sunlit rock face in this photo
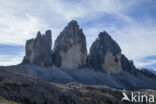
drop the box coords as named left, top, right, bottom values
left=53, top=20, right=87, bottom=70
left=22, top=30, right=53, bottom=67
left=102, top=52, right=122, bottom=73
left=87, top=31, right=122, bottom=74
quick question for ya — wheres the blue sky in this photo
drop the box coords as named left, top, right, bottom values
left=0, top=0, right=156, bottom=70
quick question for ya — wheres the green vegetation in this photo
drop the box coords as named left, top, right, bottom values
left=0, top=97, right=21, bottom=104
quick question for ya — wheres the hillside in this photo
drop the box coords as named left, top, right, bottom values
left=0, top=69, right=156, bottom=104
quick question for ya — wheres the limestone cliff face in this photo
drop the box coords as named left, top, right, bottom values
left=53, top=20, right=87, bottom=70
left=22, top=30, right=53, bottom=67
left=21, top=20, right=136, bottom=74
left=87, top=31, right=137, bottom=74
left=87, top=31, right=122, bottom=73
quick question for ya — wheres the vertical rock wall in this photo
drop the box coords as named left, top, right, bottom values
left=22, top=30, right=53, bottom=67
left=53, top=20, right=87, bottom=70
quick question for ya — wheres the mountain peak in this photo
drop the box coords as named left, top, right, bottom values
left=22, top=30, right=53, bottom=67
left=65, top=20, right=79, bottom=32
left=45, top=30, right=51, bottom=37
left=98, top=31, right=111, bottom=40
left=68, top=20, right=78, bottom=26
left=53, top=20, right=87, bottom=70
left=37, top=31, right=41, bottom=38
left=87, top=31, right=122, bottom=73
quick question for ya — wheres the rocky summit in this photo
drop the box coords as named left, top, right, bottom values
left=87, top=31, right=136, bottom=74
left=87, top=31, right=122, bottom=73
left=53, top=20, right=87, bottom=70
left=22, top=30, right=53, bottom=67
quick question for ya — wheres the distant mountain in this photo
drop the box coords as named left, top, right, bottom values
left=140, top=63, right=156, bottom=74
left=139, top=66, right=156, bottom=74
left=139, top=68, right=156, bottom=78
left=147, top=69, right=156, bottom=74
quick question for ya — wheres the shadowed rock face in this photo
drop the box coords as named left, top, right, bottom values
left=121, top=54, right=136, bottom=75
left=87, top=31, right=129, bottom=74
left=22, top=30, right=53, bottom=67
left=53, top=20, right=87, bottom=70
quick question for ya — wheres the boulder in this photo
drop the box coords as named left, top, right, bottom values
left=53, top=20, right=87, bottom=70
left=22, top=30, right=53, bottom=67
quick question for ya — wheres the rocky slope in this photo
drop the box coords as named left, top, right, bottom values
left=0, top=69, right=155, bottom=104
left=1, top=64, right=156, bottom=89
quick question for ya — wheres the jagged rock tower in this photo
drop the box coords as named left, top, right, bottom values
left=22, top=30, right=53, bottom=67
left=87, top=31, right=136, bottom=74
left=87, top=31, right=122, bottom=73
left=53, top=20, right=87, bottom=70
left=22, top=20, right=136, bottom=74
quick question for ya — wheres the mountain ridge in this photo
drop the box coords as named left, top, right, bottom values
left=0, top=20, right=156, bottom=104
left=0, top=20, right=156, bottom=90
left=22, top=20, right=137, bottom=74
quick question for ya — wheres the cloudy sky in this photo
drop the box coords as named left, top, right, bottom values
left=0, top=0, right=156, bottom=70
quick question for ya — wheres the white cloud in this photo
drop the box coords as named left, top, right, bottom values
left=135, top=60, right=156, bottom=68
left=0, top=0, right=135, bottom=45
left=0, top=0, right=126, bottom=45
left=115, top=27, right=156, bottom=67
left=0, top=8, right=44, bottom=45
left=0, top=54, right=23, bottom=66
